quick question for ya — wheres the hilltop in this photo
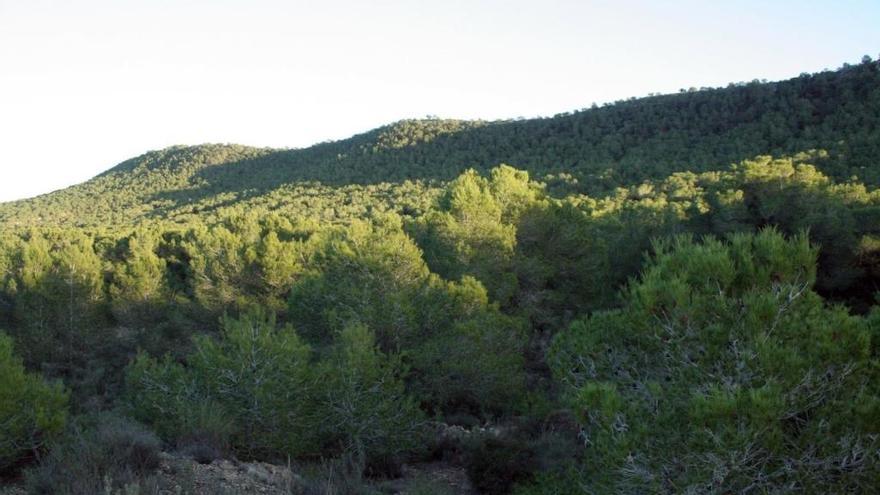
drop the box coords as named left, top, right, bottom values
left=1, top=58, right=878, bottom=229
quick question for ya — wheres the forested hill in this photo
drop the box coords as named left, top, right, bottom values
left=4, top=57, right=880, bottom=493
left=2, top=58, right=879, bottom=229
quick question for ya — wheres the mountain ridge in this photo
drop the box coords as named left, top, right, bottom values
left=2, top=58, right=878, bottom=229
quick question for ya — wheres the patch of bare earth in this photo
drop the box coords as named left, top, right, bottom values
left=156, top=453, right=302, bottom=494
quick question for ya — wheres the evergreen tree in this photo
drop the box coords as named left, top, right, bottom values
left=109, top=230, right=169, bottom=327
left=549, top=230, right=880, bottom=493
left=314, top=323, right=425, bottom=473
left=0, top=332, right=68, bottom=472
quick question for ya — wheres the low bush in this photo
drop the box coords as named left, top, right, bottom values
left=126, top=311, right=426, bottom=473
left=25, top=413, right=161, bottom=495
left=314, top=323, right=426, bottom=477
left=0, top=332, right=68, bottom=474
left=125, top=309, right=314, bottom=460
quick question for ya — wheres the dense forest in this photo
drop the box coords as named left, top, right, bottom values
left=1, top=58, right=880, bottom=494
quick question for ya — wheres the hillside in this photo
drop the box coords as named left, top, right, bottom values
left=1, top=58, right=878, bottom=229
left=3, top=58, right=880, bottom=494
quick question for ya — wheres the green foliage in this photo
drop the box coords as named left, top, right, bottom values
left=127, top=310, right=424, bottom=471
left=7, top=230, right=110, bottom=395
left=410, top=167, right=528, bottom=304
left=190, top=309, right=315, bottom=458
left=126, top=309, right=314, bottom=459
left=124, top=352, right=223, bottom=449
left=25, top=413, right=161, bottom=495
left=549, top=229, right=880, bottom=493
left=256, top=230, right=304, bottom=311
left=109, top=230, right=169, bottom=327
left=313, top=323, right=426, bottom=474
left=0, top=332, right=68, bottom=473
left=288, top=215, right=432, bottom=348
left=0, top=59, right=878, bottom=491
left=288, top=216, right=528, bottom=415
left=513, top=202, right=616, bottom=326
left=409, top=290, right=528, bottom=415
left=3, top=61, right=880, bottom=230
left=183, top=222, right=260, bottom=314
left=511, top=466, right=585, bottom=495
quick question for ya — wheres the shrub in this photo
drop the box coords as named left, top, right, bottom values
left=408, top=168, right=523, bottom=305
left=0, top=332, right=68, bottom=474
left=124, top=352, right=234, bottom=456
left=189, top=310, right=316, bottom=458
left=25, top=413, right=161, bottom=495
left=127, top=311, right=429, bottom=478
left=125, top=309, right=315, bottom=460
left=549, top=229, right=880, bottom=492
left=298, top=457, right=380, bottom=495
left=314, top=323, right=426, bottom=477
left=288, top=218, right=528, bottom=418
left=410, top=289, right=528, bottom=416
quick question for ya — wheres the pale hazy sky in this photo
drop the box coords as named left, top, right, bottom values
left=1, top=0, right=878, bottom=202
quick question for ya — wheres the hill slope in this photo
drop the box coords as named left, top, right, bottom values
left=1, top=58, right=879, bottom=230
left=3, top=58, right=880, bottom=493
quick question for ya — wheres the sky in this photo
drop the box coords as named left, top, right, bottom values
left=1, top=0, right=878, bottom=202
